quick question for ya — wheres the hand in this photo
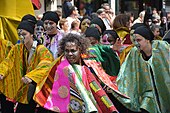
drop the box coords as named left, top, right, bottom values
left=0, top=74, right=4, bottom=80
left=103, top=85, right=112, bottom=93
left=111, top=38, right=126, bottom=51
left=21, top=76, right=32, bottom=84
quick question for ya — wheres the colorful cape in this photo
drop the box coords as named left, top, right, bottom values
left=34, top=56, right=118, bottom=113
left=117, top=40, right=170, bottom=113
left=0, top=44, right=53, bottom=104
left=88, top=44, right=120, bottom=76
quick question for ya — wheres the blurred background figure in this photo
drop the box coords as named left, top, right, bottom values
left=59, top=18, right=70, bottom=34
left=97, top=8, right=112, bottom=30
left=80, top=16, right=91, bottom=33
left=70, top=20, right=81, bottom=35
left=113, top=14, right=132, bottom=45
left=150, top=24, right=162, bottom=40
left=160, top=8, right=170, bottom=36
left=143, top=6, right=153, bottom=27
left=62, top=0, right=72, bottom=18
left=133, top=10, right=145, bottom=25
left=101, top=30, right=119, bottom=45
left=66, top=6, right=80, bottom=30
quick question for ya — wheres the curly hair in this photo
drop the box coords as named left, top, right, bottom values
left=58, top=33, right=90, bottom=55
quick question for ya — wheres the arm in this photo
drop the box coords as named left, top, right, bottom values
left=25, top=45, right=54, bottom=84
left=0, top=45, right=18, bottom=78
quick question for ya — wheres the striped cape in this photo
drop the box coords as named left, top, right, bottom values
left=34, top=56, right=119, bottom=113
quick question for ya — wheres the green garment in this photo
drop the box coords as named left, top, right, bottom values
left=88, top=44, right=120, bottom=76
left=116, top=40, right=170, bottom=113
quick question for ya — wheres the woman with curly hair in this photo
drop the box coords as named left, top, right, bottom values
left=34, top=33, right=121, bottom=113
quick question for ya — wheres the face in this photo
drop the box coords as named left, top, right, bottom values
left=62, top=21, right=69, bottom=31
left=80, top=19, right=91, bottom=33
left=153, top=28, right=160, bottom=37
left=64, top=42, right=81, bottom=64
left=133, top=34, right=149, bottom=51
left=162, top=17, right=167, bottom=23
left=35, top=25, right=44, bottom=36
left=18, top=29, right=33, bottom=45
left=44, top=20, right=57, bottom=34
left=101, top=34, right=115, bottom=45
left=87, top=37, right=99, bottom=46
left=100, top=12, right=106, bottom=18
left=73, top=7, right=79, bottom=16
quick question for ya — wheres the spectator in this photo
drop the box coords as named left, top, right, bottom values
left=62, top=0, right=72, bottom=18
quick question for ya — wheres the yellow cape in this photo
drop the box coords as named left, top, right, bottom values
left=0, top=0, right=34, bottom=44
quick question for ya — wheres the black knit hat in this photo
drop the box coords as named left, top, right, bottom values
left=21, top=14, right=37, bottom=25
left=36, top=20, right=44, bottom=27
left=17, top=20, right=35, bottom=34
left=90, top=17, right=106, bottom=34
left=131, top=23, right=145, bottom=30
left=134, top=26, right=154, bottom=41
left=103, top=30, right=119, bottom=40
left=84, top=27, right=101, bottom=41
left=42, top=11, right=60, bottom=24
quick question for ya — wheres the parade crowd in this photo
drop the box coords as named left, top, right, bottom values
left=0, top=1, right=169, bottom=113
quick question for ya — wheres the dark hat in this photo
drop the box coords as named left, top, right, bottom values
left=84, top=27, right=101, bottom=41
left=17, top=20, right=35, bottom=34
left=131, top=23, right=145, bottom=30
left=42, top=11, right=60, bottom=24
left=134, top=26, right=154, bottom=41
left=90, top=17, right=106, bottom=34
left=36, top=20, right=44, bottom=27
left=160, top=11, right=167, bottom=18
left=103, top=30, right=119, bottom=40
left=160, top=8, right=167, bottom=17
left=21, top=14, right=37, bottom=25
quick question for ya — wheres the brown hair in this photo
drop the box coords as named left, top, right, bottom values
left=71, top=20, right=80, bottom=30
left=113, top=14, right=130, bottom=29
left=59, top=18, right=68, bottom=29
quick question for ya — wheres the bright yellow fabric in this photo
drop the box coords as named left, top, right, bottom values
left=0, top=38, right=13, bottom=62
left=120, top=44, right=134, bottom=65
left=115, top=27, right=130, bottom=40
left=0, top=0, right=34, bottom=44
left=0, top=44, right=54, bottom=104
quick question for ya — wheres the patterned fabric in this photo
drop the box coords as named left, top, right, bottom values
left=115, top=27, right=132, bottom=44
left=117, top=40, right=170, bottom=113
left=0, top=44, right=53, bottom=104
left=88, top=44, right=120, bottom=76
left=0, top=38, right=13, bottom=63
left=0, top=38, right=13, bottom=95
left=34, top=56, right=118, bottom=113
left=45, top=31, right=63, bottom=59
left=119, top=44, right=134, bottom=65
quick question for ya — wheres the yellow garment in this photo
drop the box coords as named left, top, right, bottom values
left=154, top=36, right=162, bottom=40
left=115, top=27, right=130, bottom=40
left=120, top=44, right=134, bottom=65
left=0, top=0, right=34, bottom=44
left=0, top=44, right=54, bottom=104
left=0, top=38, right=13, bottom=62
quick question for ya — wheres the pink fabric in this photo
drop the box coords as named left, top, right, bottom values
left=44, top=59, right=70, bottom=112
